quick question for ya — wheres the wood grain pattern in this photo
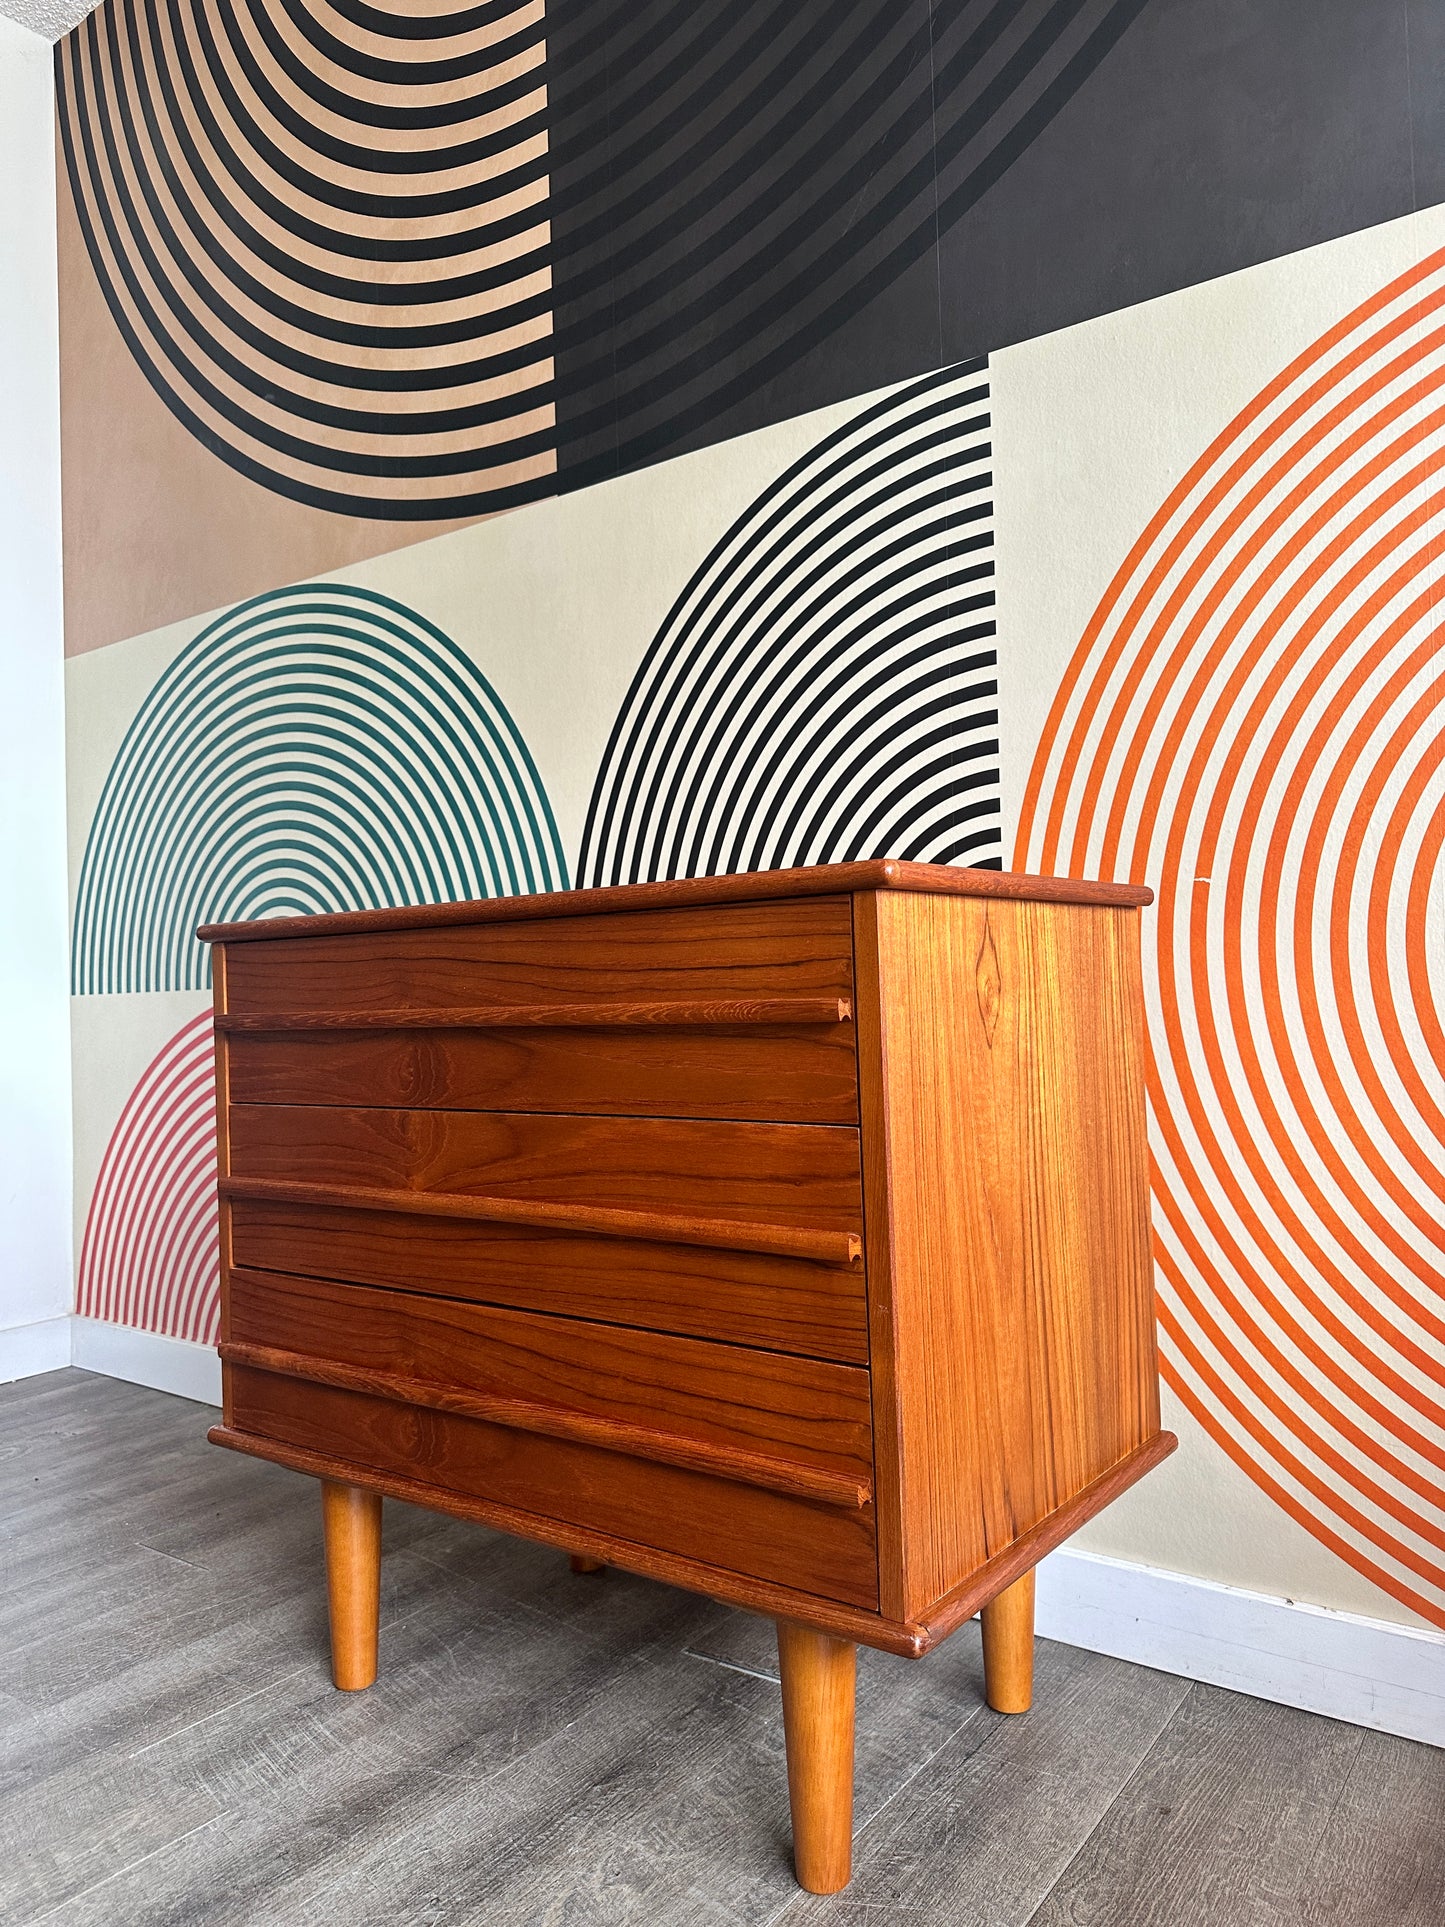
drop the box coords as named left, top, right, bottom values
left=221, top=900, right=857, bottom=1122
left=222, top=1342, right=871, bottom=1509
left=211, top=944, right=235, bottom=1428
left=199, top=860, right=1152, bottom=945
left=216, top=996, right=853, bottom=1030
left=225, top=1105, right=863, bottom=1238
left=849, top=891, right=907, bottom=1620
left=1295, top=1729, right=1445, bottom=1927
left=856, top=889, right=1164, bottom=1618
left=220, top=898, right=853, bottom=1015
left=227, top=1194, right=869, bottom=1363
left=221, top=1176, right=861, bottom=1267
left=914, top=1432, right=1178, bottom=1649
left=1028, top=1684, right=1378, bottom=1927
left=226, top=1022, right=860, bottom=1124
left=981, top=1568, right=1036, bottom=1714
left=222, top=1368, right=880, bottom=1609
left=206, top=1423, right=1174, bottom=1659
left=320, top=1481, right=382, bottom=1692
left=223, top=1266, right=874, bottom=1490
left=776, top=1622, right=856, bottom=1893
left=210, top=873, right=1170, bottom=1646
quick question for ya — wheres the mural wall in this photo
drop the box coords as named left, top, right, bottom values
left=60, top=0, right=1445, bottom=1634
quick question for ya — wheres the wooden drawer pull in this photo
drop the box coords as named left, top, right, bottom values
left=219, top=1341, right=873, bottom=1510
left=220, top=1176, right=863, bottom=1267
left=216, top=997, right=852, bottom=1032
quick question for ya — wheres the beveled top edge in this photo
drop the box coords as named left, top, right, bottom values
left=198, top=860, right=1153, bottom=945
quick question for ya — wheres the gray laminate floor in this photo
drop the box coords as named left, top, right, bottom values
left=2, top=1370, right=1441, bottom=1927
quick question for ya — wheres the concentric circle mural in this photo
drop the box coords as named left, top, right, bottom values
left=73, top=582, right=566, bottom=993
left=1018, top=248, right=1445, bottom=1626
left=55, top=0, right=556, bottom=519
left=580, top=360, right=1002, bottom=885
left=77, top=1011, right=219, bottom=1345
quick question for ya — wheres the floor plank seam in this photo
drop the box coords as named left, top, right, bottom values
left=276, top=1671, right=672, bottom=1919
left=125, top=1661, right=317, bottom=1761
left=401, top=1544, right=664, bottom=1653
left=1014, top=1673, right=1201, bottom=1927
left=133, top=1538, right=208, bottom=1572
left=682, top=1648, right=782, bottom=1685
left=19, top=1809, right=234, bottom=1927
left=405, top=1643, right=666, bottom=1813
left=1292, top=1721, right=1369, bottom=1902
left=114, top=1573, right=491, bottom=1766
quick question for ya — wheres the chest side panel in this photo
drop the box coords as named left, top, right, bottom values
left=860, top=890, right=1160, bottom=1618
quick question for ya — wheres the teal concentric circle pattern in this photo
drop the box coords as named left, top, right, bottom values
left=73, top=584, right=567, bottom=993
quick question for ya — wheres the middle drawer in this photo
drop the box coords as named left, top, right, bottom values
left=224, top=1105, right=869, bottom=1362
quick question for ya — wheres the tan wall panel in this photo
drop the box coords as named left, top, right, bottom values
left=57, top=156, right=487, bottom=659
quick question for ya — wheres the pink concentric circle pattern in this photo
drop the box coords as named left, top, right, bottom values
left=77, top=1010, right=219, bottom=1346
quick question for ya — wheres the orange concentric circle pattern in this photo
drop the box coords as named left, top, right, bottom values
left=1018, top=247, right=1445, bottom=1626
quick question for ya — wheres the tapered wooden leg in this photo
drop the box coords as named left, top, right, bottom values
left=321, top=1480, right=382, bottom=1691
left=569, top=1553, right=606, bottom=1575
left=776, top=1621, right=856, bottom=1894
left=981, top=1568, right=1035, bottom=1713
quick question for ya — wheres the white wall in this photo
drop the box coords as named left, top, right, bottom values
left=0, top=13, right=72, bottom=1379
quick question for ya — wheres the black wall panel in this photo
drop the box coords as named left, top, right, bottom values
left=935, top=0, right=1418, bottom=368
left=552, top=0, right=1430, bottom=496
left=547, top=0, right=943, bottom=491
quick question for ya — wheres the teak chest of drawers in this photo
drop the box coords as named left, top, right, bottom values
left=202, top=860, right=1174, bottom=1893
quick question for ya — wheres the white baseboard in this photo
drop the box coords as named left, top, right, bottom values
left=1037, top=1546, right=1445, bottom=1748
left=70, top=1316, right=220, bottom=1406
left=0, top=1314, right=72, bottom=1383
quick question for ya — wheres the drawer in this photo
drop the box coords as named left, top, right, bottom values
left=225, top=1109, right=859, bottom=1256
left=224, top=1268, right=874, bottom=1495
left=223, top=1105, right=868, bottom=1362
left=226, top=1364, right=879, bottom=1608
left=218, top=898, right=857, bottom=1124
left=225, top=1024, right=857, bottom=1125
left=225, top=1104, right=862, bottom=1234
left=228, top=1196, right=867, bottom=1362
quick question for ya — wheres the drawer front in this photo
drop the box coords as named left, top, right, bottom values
left=224, top=1104, right=868, bottom=1362
left=227, top=1364, right=880, bottom=1608
left=225, top=1024, right=857, bottom=1125
left=218, top=898, right=857, bottom=1124
left=225, top=1105, right=863, bottom=1248
left=225, top=1268, right=873, bottom=1492
left=228, top=1196, right=868, bottom=1362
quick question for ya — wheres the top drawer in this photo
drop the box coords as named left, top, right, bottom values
left=218, top=898, right=857, bottom=1123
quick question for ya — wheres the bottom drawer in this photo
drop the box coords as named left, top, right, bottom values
left=227, top=1365, right=880, bottom=1609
